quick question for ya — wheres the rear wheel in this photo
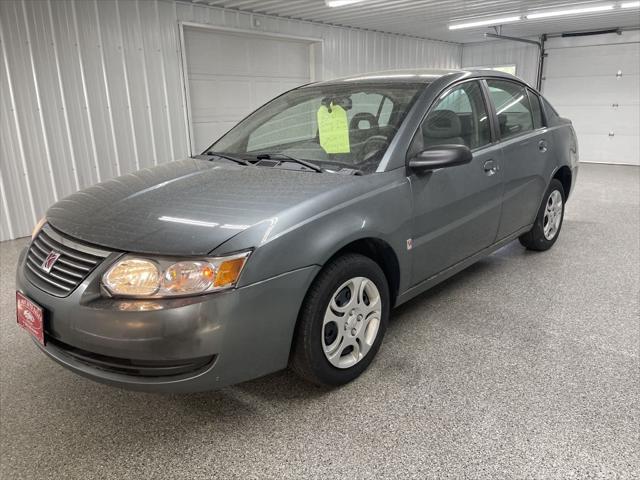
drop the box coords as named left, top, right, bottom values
left=290, top=253, right=389, bottom=386
left=519, top=178, right=565, bottom=251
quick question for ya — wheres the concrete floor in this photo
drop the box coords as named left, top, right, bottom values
left=1, top=163, right=638, bottom=479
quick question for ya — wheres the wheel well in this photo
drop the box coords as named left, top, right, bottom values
left=554, top=166, right=572, bottom=199
left=326, top=238, right=401, bottom=306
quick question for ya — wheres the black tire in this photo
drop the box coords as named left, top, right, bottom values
left=519, top=178, right=566, bottom=251
left=290, top=253, right=390, bottom=386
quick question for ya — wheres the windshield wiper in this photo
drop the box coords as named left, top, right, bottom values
left=254, top=152, right=323, bottom=173
left=205, top=151, right=251, bottom=166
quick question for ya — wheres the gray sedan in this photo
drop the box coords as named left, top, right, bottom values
left=16, top=69, right=578, bottom=391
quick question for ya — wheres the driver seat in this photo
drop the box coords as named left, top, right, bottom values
left=422, top=110, right=466, bottom=147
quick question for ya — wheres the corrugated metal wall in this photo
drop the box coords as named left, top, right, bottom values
left=0, top=0, right=461, bottom=241
left=461, top=40, right=539, bottom=87
left=0, top=0, right=187, bottom=241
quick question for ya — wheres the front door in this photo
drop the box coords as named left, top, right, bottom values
left=408, top=80, right=504, bottom=284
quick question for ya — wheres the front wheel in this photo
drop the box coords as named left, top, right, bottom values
left=290, top=253, right=390, bottom=386
left=519, top=178, right=565, bottom=251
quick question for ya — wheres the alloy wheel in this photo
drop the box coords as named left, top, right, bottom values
left=543, top=189, right=563, bottom=240
left=322, top=276, right=382, bottom=369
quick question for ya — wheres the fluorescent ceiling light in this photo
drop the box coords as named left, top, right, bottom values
left=526, top=4, right=614, bottom=19
left=621, top=1, right=640, bottom=8
left=449, top=16, right=521, bottom=30
left=325, top=0, right=369, bottom=7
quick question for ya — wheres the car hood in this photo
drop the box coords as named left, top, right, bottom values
left=46, top=159, right=359, bottom=256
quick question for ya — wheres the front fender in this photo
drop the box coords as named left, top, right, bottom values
left=213, top=169, right=413, bottom=292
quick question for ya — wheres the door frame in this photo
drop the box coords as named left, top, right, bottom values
left=178, top=22, right=324, bottom=155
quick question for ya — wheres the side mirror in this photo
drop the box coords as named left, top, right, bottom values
left=408, top=144, right=473, bottom=173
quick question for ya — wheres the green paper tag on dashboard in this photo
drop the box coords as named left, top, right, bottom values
left=317, top=103, right=350, bottom=154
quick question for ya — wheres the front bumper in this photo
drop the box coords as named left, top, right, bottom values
left=16, top=248, right=319, bottom=392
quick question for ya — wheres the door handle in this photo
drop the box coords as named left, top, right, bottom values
left=538, top=140, right=548, bottom=153
left=483, top=159, right=499, bottom=176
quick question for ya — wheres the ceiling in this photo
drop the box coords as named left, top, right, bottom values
left=193, top=0, right=640, bottom=43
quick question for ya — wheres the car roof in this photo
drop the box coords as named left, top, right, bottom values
left=311, top=68, right=529, bottom=87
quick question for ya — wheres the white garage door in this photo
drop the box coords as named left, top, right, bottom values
left=542, top=34, right=640, bottom=166
left=183, top=27, right=313, bottom=153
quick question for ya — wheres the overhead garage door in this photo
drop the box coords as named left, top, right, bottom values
left=542, top=34, right=640, bottom=166
left=183, top=27, right=313, bottom=153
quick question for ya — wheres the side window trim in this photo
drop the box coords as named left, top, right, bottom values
left=526, top=88, right=546, bottom=130
left=479, top=79, right=499, bottom=146
left=467, top=79, right=498, bottom=152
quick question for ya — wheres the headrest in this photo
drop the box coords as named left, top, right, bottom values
left=423, top=110, right=462, bottom=139
left=350, top=112, right=378, bottom=131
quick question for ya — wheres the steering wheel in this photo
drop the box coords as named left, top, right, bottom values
left=357, top=135, right=389, bottom=164
left=349, top=112, right=379, bottom=131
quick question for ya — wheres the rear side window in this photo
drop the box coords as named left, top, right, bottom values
left=486, top=79, right=534, bottom=139
left=347, top=92, right=387, bottom=127
left=527, top=89, right=544, bottom=129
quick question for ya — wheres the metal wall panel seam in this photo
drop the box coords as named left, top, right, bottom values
left=0, top=171, right=15, bottom=240
left=70, top=0, right=101, bottom=183
left=135, top=0, right=159, bottom=166
left=93, top=0, right=122, bottom=177
left=20, top=0, right=59, bottom=202
left=0, top=18, right=38, bottom=225
left=153, top=0, right=176, bottom=164
left=113, top=0, right=140, bottom=171
left=158, top=0, right=185, bottom=161
left=46, top=0, right=80, bottom=191
left=177, top=22, right=196, bottom=155
left=176, top=1, right=194, bottom=156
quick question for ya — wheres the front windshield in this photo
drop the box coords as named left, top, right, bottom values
left=208, top=82, right=425, bottom=174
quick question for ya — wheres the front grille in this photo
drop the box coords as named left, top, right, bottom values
left=47, top=337, right=215, bottom=377
left=25, top=224, right=111, bottom=297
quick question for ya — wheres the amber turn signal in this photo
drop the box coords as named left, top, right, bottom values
left=214, top=257, right=247, bottom=287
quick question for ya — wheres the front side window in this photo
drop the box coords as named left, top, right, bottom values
left=486, top=79, right=535, bottom=139
left=210, top=82, right=424, bottom=174
left=408, top=80, right=491, bottom=157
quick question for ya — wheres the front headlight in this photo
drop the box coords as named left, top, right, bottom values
left=102, top=251, right=251, bottom=298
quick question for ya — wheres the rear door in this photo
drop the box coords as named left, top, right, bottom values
left=408, top=80, right=504, bottom=284
left=485, top=79, right=553, bottom=239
